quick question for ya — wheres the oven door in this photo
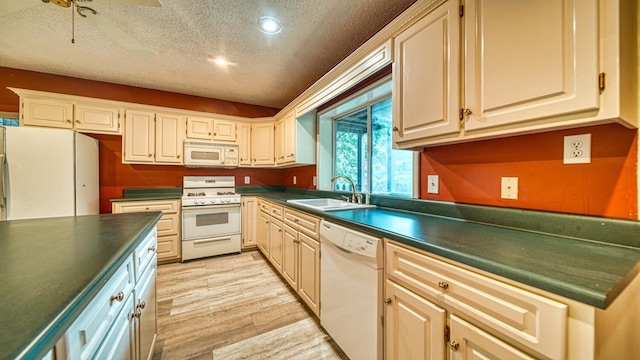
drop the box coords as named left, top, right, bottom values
left=182, top=204, right=241, bottom=240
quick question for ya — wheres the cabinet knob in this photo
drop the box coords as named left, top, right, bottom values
left=214, top=132, right=217, bottom=136
left=448, top=340, right=460, bottom=351
left=66, top=119, right=72, bottom=123
left=145, top=207, right=150, bottom=210
left=137, top=301, right=146, bottom=310
left=177, top=154, right=181, bottom=159
left=438, top=281, right=449, bottom=290
left=148, top=154, right=153, bottom=157
left=110, top=291, right=124, bottom=303
left=148, top=246, right=157, bottom=253
left=75, top=120, right=80, bottom=123
left=392, top=126, right=399, bottom=132
left=130, top=309, right=142, bottom=320
left=384, top=298, right=392, bottom=304
left=464, top=108, right=473, bottom=116
left=208, top=132, right=211, bottom=135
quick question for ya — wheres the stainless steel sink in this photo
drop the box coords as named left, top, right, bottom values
left=286, top=198, right=376, bottom=212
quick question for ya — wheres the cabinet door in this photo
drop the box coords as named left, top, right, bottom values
left=283, top=112, right=296, bottom=163
left=268, top=218, right=284, bottom=272
left=92, top=295, right=135, bottom=360
left=241, top=197, right=257, bottom=248
left=449, top=315, right=535, bottom=360
left=123, top=110, right=155, bottom=163
left=135, top=261, right=157, bottom=360
left=252, top=122, right=275, bottom=165
left=237, top=122, right=252, bottom=166
left=392, top=0, right=460, bottom=145
left=298, top=232, right=320, bottom=316
left=274, top=118, right=285, bottom=164
left=74, top=103, right=122, bottom=134
left=464, top=0, right=598, bottom=131
left=257, top=211, right=270, bottom=256
left=385, top=280, right=446, bottom=360
left=186, top=116, right=213, bottom=140
left=282, top=224, right=298, bottom=289
left=155, top=113, right=186, bottom=164
left=22, top=97, right=74, bottom=129
left=213, top=118, right=237, bottom=142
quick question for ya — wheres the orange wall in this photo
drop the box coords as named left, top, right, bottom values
left=420, top=124, right=638, bottom=219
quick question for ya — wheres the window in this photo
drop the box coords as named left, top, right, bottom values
left=0, top=118, right=19, bottom=127
left=318, top=77, right=416, bottom=197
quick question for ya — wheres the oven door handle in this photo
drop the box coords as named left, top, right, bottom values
left=193, top=237, right=232, bottom=244
left=182, top=204, right=240, bottom=211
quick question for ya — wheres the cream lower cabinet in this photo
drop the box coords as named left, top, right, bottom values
left=385, top=240, right=567, bottom=360
left=112, top=200, right=181, bottom=263
left=255, top=201, right=321, bottom=317
left=241, top=196, right=258, bottom=248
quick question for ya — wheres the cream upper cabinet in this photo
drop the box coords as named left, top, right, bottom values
left=155, top=113, right=186, bottom=164
left=274, top=110, right=316, bottom=166
left=74, top=103, right=122, bottom=134
left=186, top=116, right=237, bottom=142
left=463, top=0, right=598, bottom=132
left=252, top=121, right=275, bottom=166
left=21, top=97, right=74, bottom=129
left=237, top=122, right=252, bottom=166
left=393, top=0, right=635, bottom=148
left=392, top=0, right=461, bottom=144
left=123, top=110, right=185, bottom=165
left=185, top=116, right=213, bottom=140
left=123, top=110, right=155, bottom=163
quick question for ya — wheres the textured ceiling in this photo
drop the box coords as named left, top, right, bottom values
left=0, top=0, right=417, bottom=109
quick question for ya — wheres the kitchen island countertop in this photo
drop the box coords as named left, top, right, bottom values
left=0, top=212, right=162, bottom=360
left=246, top=190, right=640, bottom=310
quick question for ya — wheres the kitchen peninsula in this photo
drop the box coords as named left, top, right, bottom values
left=0, top=212, right=162, bottom=360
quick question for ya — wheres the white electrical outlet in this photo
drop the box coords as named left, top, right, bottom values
left=563, top=134, right=591, bottom=164
left=293, top=176, right=297, bottom=185
left=501, top=177, right=518, bottom=200
left=244, top=176, right=250, bottom=184
left=427, top=175, right=439, bottom=194
left=313, top=176, right=317, bottom=186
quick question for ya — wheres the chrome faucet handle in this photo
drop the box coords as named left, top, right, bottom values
left=362, top=191, right=370, bottom=205
left=340, top=195, right=351, bottom=202
left=356, top=193, right=363, bottom=204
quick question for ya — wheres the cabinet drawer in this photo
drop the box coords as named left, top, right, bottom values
left=386, top=242, right=567, bottom=360
left=134, top=229, right=157, bottom=281
left=65, top=256, right=135, bottom=360
left=157, top=213, right=179, bottom=236
left=258, top=199, right=271, bottom=214
left=284, top=208, right=320, bottom=239
left=112, top=200, right=178, bottom=214
left=270, top=203, right=283, bottom=220
left=157, top=235, right=179, bottom=260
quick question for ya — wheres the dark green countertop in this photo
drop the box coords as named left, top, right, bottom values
left=0, top=212, right=162, bottom=360
left=250, top=190, right=640, bottom=310
left=110, top=187, right=182, bottom=202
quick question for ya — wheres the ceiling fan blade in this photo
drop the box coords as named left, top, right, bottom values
left=85, top=15, right=156, bottom=58
left=99, top=0, right=163, bottom=7
left=0, top=0, right=39, bottom=16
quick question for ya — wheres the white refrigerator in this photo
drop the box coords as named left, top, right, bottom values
left=0, top=126, right=99, bottom=220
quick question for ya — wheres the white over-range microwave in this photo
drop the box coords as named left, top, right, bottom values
left=183, top=140, right=239, bottom=168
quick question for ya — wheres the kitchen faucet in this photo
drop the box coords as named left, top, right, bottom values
left=331, top=175, right=359, bottom=203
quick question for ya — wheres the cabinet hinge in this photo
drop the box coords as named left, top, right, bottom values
left=598, top=72, right=606, bottom=91
left=459, top=5, right=464, bottom=17
left=459, top=108, right=464, bottom=121
left=445, top=325, right=450, bottom=342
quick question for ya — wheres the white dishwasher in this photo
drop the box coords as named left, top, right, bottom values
left=320, top=220, right=383, bottom=360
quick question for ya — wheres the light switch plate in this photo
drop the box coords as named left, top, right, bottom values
left=313, top=176, right=317, bottom=186
left=501, top=177, right=518, bottom=199
left=427, top=175, right=439, bottom=194
left=293, top=176, right=297, bottom=185
left=244, top=176, right=250, bottom=184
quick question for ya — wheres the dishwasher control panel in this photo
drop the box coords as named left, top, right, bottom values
left=343, top=233, right=379, bottom=257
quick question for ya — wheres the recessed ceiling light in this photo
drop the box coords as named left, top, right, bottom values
left=257, top=16, right=282, bottom=34
left=208, top=57, right=235, bottom=67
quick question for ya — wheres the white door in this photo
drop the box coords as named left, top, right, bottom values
left=75, top=133, right=99, bottom=216
left=5, top=127, right=75, bottom=219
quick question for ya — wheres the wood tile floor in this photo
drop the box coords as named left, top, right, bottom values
left=152, top=250, right=348, bottom=359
